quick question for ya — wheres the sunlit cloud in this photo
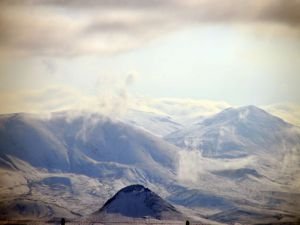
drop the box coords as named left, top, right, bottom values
left=132, top=98, right=231, bottom=124
left=0, top=71, right=139, bottom=117
left=264, top=103, right=300, bottom=127
left=0, top=86, right=84, bottom=114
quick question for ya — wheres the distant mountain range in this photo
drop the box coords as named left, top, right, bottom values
left=0, top=106, right=300, bottom=224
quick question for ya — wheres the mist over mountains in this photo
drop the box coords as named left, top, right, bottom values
left=0, top=105, right=300, bottom=224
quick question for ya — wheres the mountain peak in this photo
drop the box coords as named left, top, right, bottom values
left=236, top=105, right=269, bottom=116
left=220, top=105, right=267, bottom=116
left=166, top=104, right=296, bottom=158
left=119, top=184, right=150, bottom=193
left=202, top=105, right=287, bottom=127
left=93, top=184, right=184, bottom=220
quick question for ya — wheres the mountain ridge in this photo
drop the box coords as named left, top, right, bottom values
left=166, top=105, right=300, bottom=158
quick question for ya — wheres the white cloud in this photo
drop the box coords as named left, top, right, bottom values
left=0, top=72, right=139, bottom=117
left=177, top=149, right=256, bottom=184
left=131, top=98, right=231, bottom=124
left=264, top=103, right=300, bottom=127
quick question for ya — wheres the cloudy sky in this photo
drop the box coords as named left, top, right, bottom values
left=0, top=0, right=300, bottom=115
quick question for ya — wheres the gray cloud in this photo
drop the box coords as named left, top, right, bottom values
left=259, top=0, right=300, bottom=25
left=1, top=0, right=300, bottom=56
left=125, top=72, right=137, bottom=86
left=0, top=0, right=175, bottom=9
left=2, top=0, right=300, bottom=24
left=42, top=59, right=57, bottom=74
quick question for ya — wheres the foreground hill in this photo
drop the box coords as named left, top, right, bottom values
left=91, top=184, right=185, bottom=221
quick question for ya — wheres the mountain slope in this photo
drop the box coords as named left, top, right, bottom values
left=0, top=114, right=70, bottom=171
left=122, top=109, right=183, bottom=137
left=166, top=106, right=300, bottom=219
left=0, top=112, right=179, bottom=181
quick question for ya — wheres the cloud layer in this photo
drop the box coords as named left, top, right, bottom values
left=1, top=0, right=300, bottom=56
left=264, top=103, right=300, bottom=127
left=177, top=149, right=256, bottom=184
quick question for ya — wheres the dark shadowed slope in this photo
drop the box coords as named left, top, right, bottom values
left=91, top=184, right=185, bottom=220
left=0, top=199, right=79, bottom=220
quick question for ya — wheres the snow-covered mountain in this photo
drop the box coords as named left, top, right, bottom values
left=166, top=105, right=300, bottom=158
left=91, top=184, right=184, bottom=220
left=0, top=112, right=179, bottom=181
left=165, top=106, right=300, bottom=223
left=0, top=106, right=300, bottom=224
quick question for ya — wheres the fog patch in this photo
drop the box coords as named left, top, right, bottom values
left=94, top=72, right=137, bottom=118
left=177, top=149, right=256, bottom=183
